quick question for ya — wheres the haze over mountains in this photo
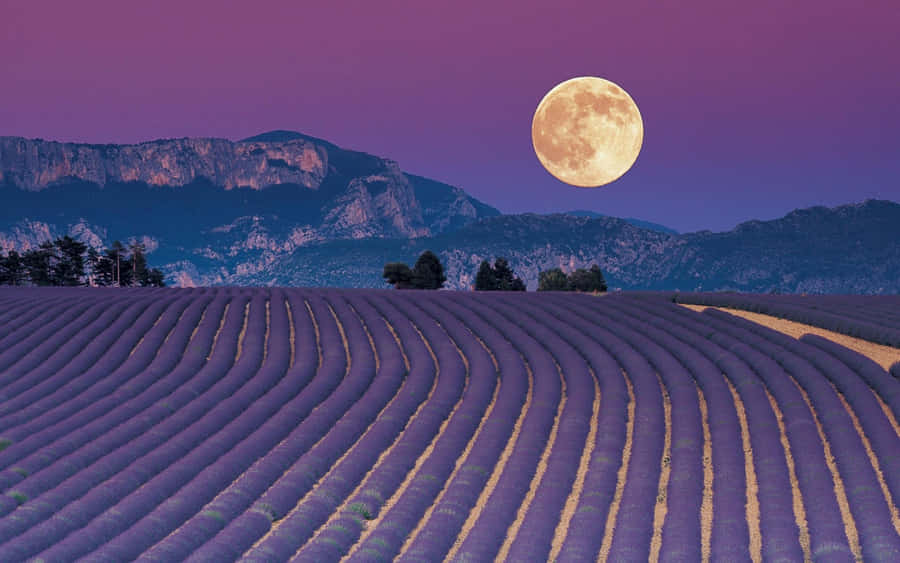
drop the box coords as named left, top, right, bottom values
left=1, top=131, right=897, bottom=293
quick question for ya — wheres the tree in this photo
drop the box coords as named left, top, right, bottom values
left=568, top=264, right=608, bottom=292
left=537, top=267, right=568, bottom=291
left=474, top=260, right=497, bottom=291
left=146, top=268, right=166, bottom=287
left=129, top=241, right=149, bottom=286
left=491, top=258, right=525, bottom=291
left=411, top=250, right=446, bottom=290
left=53, top=236, right=87, bottom=286
left=383, top=262, right=415, bottom=289
left=22, top=242, right=55, bottom=286
left=104, top=241, right=131, bottom=287
left=0, top=250, right=24, bottom=286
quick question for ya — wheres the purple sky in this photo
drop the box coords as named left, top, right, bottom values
left=3, top=0, right=898, bottom=232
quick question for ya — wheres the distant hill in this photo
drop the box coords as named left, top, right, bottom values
left=559, top=210, right=679, bottom=234
left=1, top=132, right=897, bottom=293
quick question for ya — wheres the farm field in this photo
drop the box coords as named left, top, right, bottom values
left=0, top=287, right=898, bottom=562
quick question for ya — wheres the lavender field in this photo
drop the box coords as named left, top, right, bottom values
left=0, top=287, right=898, bottom=562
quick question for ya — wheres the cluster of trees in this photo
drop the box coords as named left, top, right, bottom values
left=0, top=237, right=165, bottom=287
left=537, top=264, right=607, bottom=292
left=383, top=252, right=607, bottom=294
left=382, top=250, right=447, bottom=289
left=475, top=258, right=526, bottom=291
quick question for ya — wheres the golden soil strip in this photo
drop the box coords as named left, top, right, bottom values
left=149, top=300, right=199, bottom=365
left=763, top=386, right=811, bottom=561
left=649, top=371, right=672, bottom=563
left=789, top=373, right=862, bottom=560
left=724, top=376, right=761, bottom=563
left=698, top=387, right=713, bottom=563
left=262, top=300, right=271, bottom=363
left=233, top=302, right=251, bottom=363
left=831, top=383, right=900, bottom=537
left=348, top=302, right=379, bottom=373
left=872, top=391, right=900, bottom=450
left=597, top=370, right=636, bottom=562
left=245, top=300, right=352, bottom=553
left=206, top=303, right=231, bottom=361
left=306, top=299, right=322, bottom=371
left=399, top=326, right=495, bottom=557
left=445, top=355, right=534, bottom=563
left=549, top=369, right=600, bottom=562
left=496, top=357, right=567, bottom=562
left=381, top=313, right=410, bottom=373
left=291, top=305, right=420, bottom=559
left=286, top=298, right=295, bottom=369
left=679, top=305, right=900, bottom=371
left=127, top=303, right=170, bottom=358
left=341, top=321, right=446, bottom=562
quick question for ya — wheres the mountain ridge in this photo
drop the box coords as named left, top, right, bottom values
left=1, top=132, right=896, bottom=293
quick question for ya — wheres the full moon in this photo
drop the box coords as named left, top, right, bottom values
left=531, top=76, right=643, bottom=187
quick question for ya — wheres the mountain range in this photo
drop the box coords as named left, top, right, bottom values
left=1, top=131, right=898, bottom=293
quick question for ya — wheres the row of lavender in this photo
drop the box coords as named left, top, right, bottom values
left=0, top=288, right=898, bottom=560
left=644, top=290, right=900, bottom=349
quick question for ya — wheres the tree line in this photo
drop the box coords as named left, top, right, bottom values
left=0, top=237, right=165, bottom=287
left=383, top=251, right=607, bottom=292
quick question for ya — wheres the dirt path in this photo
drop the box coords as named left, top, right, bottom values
left=679, top=305, right=900, bottom=371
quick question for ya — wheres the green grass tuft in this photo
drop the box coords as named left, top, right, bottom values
left=10, top=467, right=29, bottom=478
left=0, top=438, right=12, bottom=452
left=7, top=491, right=27, bottom=505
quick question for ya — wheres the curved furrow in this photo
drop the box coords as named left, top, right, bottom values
left=0, top=293, right=73, bottom=344
left=644, top=301, right=862, bottom=559
left=0, top=294, right=248, bottom=561
left=79, top=291, right=302, bottom=560
left=392, top=296, right=502, bottom=563
left=132, top=292, right=320, bottom=561
left=331, top=291, right=474, bottom=563
left=0, top=292, right=131, bottom=397
left=293, top=293, right=442, bottom=563
left=0, top=293, right=181, bottom=437
left=571, top=296, right=750, bottom=561
left=549, top=295, right=704, bottom=562
left=490, top=295, right=595, bottom=563
left=439, top=293, right=559, bottom=563
left=282, top=291, right=428, bottom=560
left=0, top=295, right=157, bottom=432
left=797, top=335, right=900, bottom=498
left=697, top=307, right=900, bottom=559
left=801, top=334, right=900, bottom=428
left=0, top=293, right=197, bottom=490
left=290, top=292, right=476, bottom=562
left=0, top=295, right=225, bottom=518
left=506, top=297, right=630, bottom=563
left=213, top=291, right=394, bottom=562
left=28, top=294, right=265, bottom=562
left=177, top=292, right=368, bottom=562
left=605, top=299, right=778, bottom=560
left=608, top=297, right=818, bottom=561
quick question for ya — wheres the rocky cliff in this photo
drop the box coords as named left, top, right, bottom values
left=0, top=131, right=500, bottom=245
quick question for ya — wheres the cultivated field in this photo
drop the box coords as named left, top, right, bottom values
left=0, top=287, right=898, bottom=561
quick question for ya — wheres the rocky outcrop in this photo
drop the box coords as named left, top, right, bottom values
left=0, top=136, right=327, bottom=191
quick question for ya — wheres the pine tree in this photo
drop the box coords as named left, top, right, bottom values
left=411, top=250, right=446, bottom=290
left=129, top=242, right=149, bottom=286
left=146, top=268, right=166, bottom=287
left=474, top=260, right=497, bottom=291
left=2, top=251, right=24, bottom=286
left=53, top=236, right=88, bottom=286
left=491, top=258, right=525, bottom=291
